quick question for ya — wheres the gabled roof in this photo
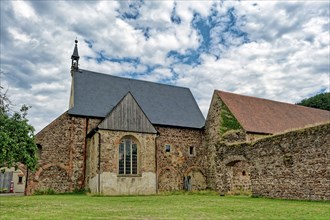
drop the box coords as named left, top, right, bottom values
left=98, top=92, right=157, bottom=134
left=68, top=69, right=205, bottom=129
left=217, top=90, right=330, bottom=134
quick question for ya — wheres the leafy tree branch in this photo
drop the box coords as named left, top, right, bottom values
left=0, top=88, right=37, bottom=172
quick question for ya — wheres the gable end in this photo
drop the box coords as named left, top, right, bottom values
left=98, top=92, right=157, bottom=134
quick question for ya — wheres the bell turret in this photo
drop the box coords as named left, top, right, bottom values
left=71, top=39, right=80, bottom=74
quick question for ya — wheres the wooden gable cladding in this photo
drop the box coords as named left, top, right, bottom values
left=98, top=92, right=157, bottom=134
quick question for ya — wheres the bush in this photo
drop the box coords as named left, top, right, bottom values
left=33, top=188, right=56, bottom=195
left=0, top=188, right=8, bottom=193
left=73, top=187, right=86, bottom=194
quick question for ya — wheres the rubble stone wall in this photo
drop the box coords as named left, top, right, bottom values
left=213, top=123, right=330, bottom=200
left=29, top=112, right=101, bottom=194
left=155, top=126, right=207, bottom=192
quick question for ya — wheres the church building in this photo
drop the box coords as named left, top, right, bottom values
left=30, top=40, right=207, bottom=195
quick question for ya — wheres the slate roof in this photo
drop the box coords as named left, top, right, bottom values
left=68, top=69, right=205, bottom=129
left=217, top=90, right=330, bottom=134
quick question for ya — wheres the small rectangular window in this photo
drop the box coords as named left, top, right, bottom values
left=18, top=176, right=23, bottom=184
left=189, top=146, right=195, bottom=156
left=165, top=144, right=171, bottom=153
left=37, top=144, right=42, bottom=159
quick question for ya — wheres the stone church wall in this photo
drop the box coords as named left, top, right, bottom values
left=213, top=123, right=330, bottom=200
left=155, top=126, right=207, bottom=192
left=28, top=112, right=101, bottom=194
left=31, top=113, right=206, bottom=195
left=86, top=130, right=157, bottom=195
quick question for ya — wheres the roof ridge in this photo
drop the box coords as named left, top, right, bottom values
left=79, top=68, right=190, bottom=90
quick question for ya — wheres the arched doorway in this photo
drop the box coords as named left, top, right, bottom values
left=184, top=167, right=207, bottom=191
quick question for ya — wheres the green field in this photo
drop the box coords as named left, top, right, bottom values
left=0, top=193, right=329, bottom=219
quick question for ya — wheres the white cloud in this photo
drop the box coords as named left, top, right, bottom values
left=0, top=0, right=329, bottom=132
left=12, top=1, right=38, bottom=20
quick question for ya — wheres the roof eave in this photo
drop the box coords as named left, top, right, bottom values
left=246, top=131, right=273, bottom=135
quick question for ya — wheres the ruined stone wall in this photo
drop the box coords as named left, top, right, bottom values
left=229, top=160, right=251, bottom=194
left=205, top=92, right=245, bottom=142
left=86, top=130, right=157, bottom=195
left=245, top=133, right=270, bottom=142
left=204, top=93, right=222, bottom=145
left=155, top=126, right=207, bottom=192
left=204, top=93, right=246, bottom=189
left=29, top=112, right=101, bottom=194
left=214, top=123, right=330, bottom=200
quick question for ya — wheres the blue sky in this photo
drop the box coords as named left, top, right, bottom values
left=0, top=1, right=329, bottom=132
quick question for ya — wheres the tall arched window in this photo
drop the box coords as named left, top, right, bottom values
left=118, top=137, right=138, bottom=175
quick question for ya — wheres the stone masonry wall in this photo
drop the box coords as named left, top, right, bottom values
left=86, top=130, right=157, bottom=195
left=155, top=126, right=207, bottom=192
left=230, top=160, right=251, bottom=194
left=203, top=93, right=222, bottom=189
left=204, top=92, right=246, bottom=189
left=29, top=112, right=101, bottom=194
left=204, top=93, right=222, bottom=145
left=213, top=123, right=330, bottom=200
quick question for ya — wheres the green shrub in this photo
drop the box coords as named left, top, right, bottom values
left=73, top=187, right=87, bottom=194
left=33, top=188, right=56, bottom=195
left=0, top=188, right=8, bottom=193
left=251, top=194, right=262, bottom=198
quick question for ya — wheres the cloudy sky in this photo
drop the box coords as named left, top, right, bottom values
left=1, top=0, right=329, bottom=133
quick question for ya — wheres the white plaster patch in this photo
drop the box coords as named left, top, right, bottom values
left=94, top=172, right=156, bottom=195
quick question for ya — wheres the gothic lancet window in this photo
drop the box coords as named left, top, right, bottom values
left=118, top=137, right=138, bottom=175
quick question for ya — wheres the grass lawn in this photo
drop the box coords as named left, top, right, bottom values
left=0, top=193, right=329, bottom=220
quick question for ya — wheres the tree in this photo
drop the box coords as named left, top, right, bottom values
left=296, top=92, right=330, bottom=111
left=0, top=88, right=38, bottom=172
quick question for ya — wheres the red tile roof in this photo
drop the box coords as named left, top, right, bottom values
left=217, top=90, right=330, bottom=134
